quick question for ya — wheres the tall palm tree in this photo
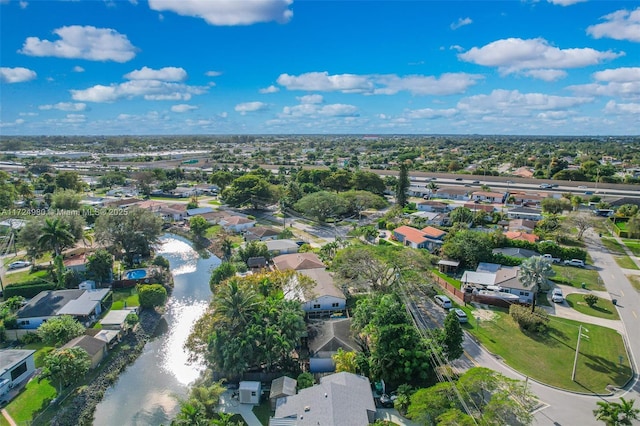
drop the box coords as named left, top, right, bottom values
left=215, top=280, right=259, bottom=329
left=38, top=217, right=75, bottom=257
left=221, top=237, right=233, bottom=262
left=593, top=398, right=640, bottom=426
left=519, top=256, right=555, bottom=313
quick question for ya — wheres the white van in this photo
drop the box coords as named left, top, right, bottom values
left=434, top=295, right=452, bottom=309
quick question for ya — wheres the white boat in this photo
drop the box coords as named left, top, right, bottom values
left=473, top=285, right=520, bottom=301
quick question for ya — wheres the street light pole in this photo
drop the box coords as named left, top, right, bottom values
left=572, top=325, right=589, bottom=381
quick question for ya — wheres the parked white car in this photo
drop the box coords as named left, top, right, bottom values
left=8, top=261, right=31, bottom=270
left=564, top=259, right=585, bottom=268
left=434, top=295, right=452, bottom=309
left=551, top=288, right=564, bottom=303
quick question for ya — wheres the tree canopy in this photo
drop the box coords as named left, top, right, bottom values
left=37, top=315, right=85, bottom=346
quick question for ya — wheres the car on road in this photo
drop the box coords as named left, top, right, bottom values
left=453, top=308, right=468, bottom=323
left=552, top=288, right=564, bottom=303
left=434, top=295, right=452, bottom=309
left=8, top=260, right=31, bottom=270
left=472, top=180, right=480, bottom=184
left=455, top=177, right=463, bottom=181
left=564, top=259, right=585, bottom=268
left=539, top=183, right=552, bottom=189
left=577, top=185, right=587, bottom=189
left=542, top=254, right=561, bottom=263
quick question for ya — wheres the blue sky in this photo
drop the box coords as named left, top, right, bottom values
left=1, top=0, right=639, bottom=136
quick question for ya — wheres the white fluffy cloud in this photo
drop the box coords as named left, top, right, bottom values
left=604, top=100, right=640, bottom=114
left=568, top=67, right=640, bottom=99
left=259, top=85, right=279, bottom=94
left=0, top=66, right=36, bottom=83
left=171, top=104, right=198, bottom=112
left=20, top=25, right=137, bottom=62
left=457, top=89, right=593, bottom=115
left=547, top=0, right=586, bottom=6
left=587, top=7, right=640, bottom=42
left=459, top=38, right=622, bottom=77
left=523, top=69, right=568, bottom=81
left=281, top=103, right=358, bottom=118
left=450, top=17, right=472, bottom=30
left=297, top=94, right=323, bottom=104
left=205, top=70, right=222, bottom=77
left=148, top=0, right=293, bottom=26
left=405, top=108, right=457, bottom=119
left=39, top=102, right=87, bottom=112
left=71, top=67, right=207, bottom=102
left=125, top=66, right=187, bottom=81
left=277, top=72, right=482, bottom=95
left=73, top=66, right=85, bottom=73
left=235, top=101, right=268, bottom=114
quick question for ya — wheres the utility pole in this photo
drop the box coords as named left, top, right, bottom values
left=572, top=325, right=589, bottom=381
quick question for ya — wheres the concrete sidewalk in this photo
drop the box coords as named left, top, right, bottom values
left=217, top=390, right=262, bottom=426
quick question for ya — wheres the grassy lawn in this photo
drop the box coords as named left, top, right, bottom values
left=628, top=275, right=640, bottom=292
left=149, top=196, right=188, bottom=202
left=111, top=287, right=139, bottom=309
left=614, top=255, right=640, bottom=270
left=467, top=311, right=631, bottom=393
left=432, top=270, right=461, bottom=289
left=205, top=224, right=222, bottom=239
left=2, top=344, right=56, bottom=425
left=252, top=399, right=273, bottom=425
left=600, top=237, right=625, bottom=255
left=565, top=294, right=620, bottom=320
left=551, top=264, right=605, bottom=291
left=621, top=239, right=640, bottom=256
left=207, top=199, right=221, bottom=206
left=4, top=269, right=50, bottom=285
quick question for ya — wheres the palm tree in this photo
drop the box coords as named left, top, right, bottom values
left=594, top=398, right=640, bottom=425
left=519, top=256, right=555, bottom=313
left=427, top=181, right=439, bottom=198
left=221, top=237, right=233, bottom=262
left=188, top=380, right=227, bottom=418
left=215, top=280, right=259, bottom=329
left=38, top=217, right=75, bottom=257
left=171, top=401, right=208, bottom=426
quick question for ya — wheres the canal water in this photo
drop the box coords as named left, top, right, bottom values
left=93, top=234, right=220, bottom=426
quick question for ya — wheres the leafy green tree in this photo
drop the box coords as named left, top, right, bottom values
left=38, top=217, right=75, bottom=257
left=519, top=256, right=554, bottom=312
left=593, top=397, right=640, bottom=426
left=441, top=310, right=464, bottom=360
left=323, top=169, right=353, bottom=192
left=449, top=207, right=474, bottom=225
left=340, top=190, right=388, bottom=219
left=541, top=197, right=571, bottom=214
left=215, top=280, right=259, bottom=330
left=171, top=401, right=208, bottom=426
left=437, top=409, right=476, bottom=425
left=297, top=372, right=314, bottom=390
left=628, top=214, right=640, bottom=239
left=294, top=191, right=348, bottom=222
left=37, top=315, right=85, bottom=346
left=86, top=249, right=114, bottom=284
left=396, top=163, right=410, bottom=207
left=209, top=170, right=234, bottom=189
left=352, top=170, right=386, bottom=195
left=0, top=171, right=18, bottom=209
left=54, top=171, right=83, bottom=191
left=209, top=262, right=236, bottom=289
left=332, top=348, right=357, bottom=373
left=221, top=174, right=275, bottom=209
left=94, top=207, right=163, bottom=265
left=187, top=380, right=227, bottom=418
left=186, top=196, right=199, bottom=210
left=236, top=240, right=269, bottom=263
left=565, top=211, right=598, bottom=240
left=41, top=347, right=91, bottom=394
left=584, top=294, right=599, bottom=308
left=441, top=230, right=494, bottom=269
left=189, top=215, right=210, bottom=238
left=51, top=189, right=82, bottom=210
left=152, top=255, right=171, bottom=269
left=138, top=284, right=168, bottom=308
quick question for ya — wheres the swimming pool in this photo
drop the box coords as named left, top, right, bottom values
left=125, top=269, right=147, bottom=280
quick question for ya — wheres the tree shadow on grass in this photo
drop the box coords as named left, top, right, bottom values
left=520, top=326, right=570, bottom=350
left=582, top=352, right=632, bottom=385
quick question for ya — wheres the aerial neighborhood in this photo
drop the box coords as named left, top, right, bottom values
left=0, top=135, right=639, bottom=425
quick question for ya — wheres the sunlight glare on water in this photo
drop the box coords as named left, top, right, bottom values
left=156, top=237, right=197, bottom=275
left=160, top=297, right=207, bottom=385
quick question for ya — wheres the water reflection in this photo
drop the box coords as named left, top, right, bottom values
left=93, top=235, right=219, bottom=426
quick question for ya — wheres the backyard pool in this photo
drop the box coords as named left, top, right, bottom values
left=125, top=269, right=148, bottom=280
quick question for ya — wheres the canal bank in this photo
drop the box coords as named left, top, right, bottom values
left=40, top=234, right=219, bottom=426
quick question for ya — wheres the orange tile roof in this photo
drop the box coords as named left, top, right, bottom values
left=504, top=231, right=539, bottom=243
left=421, top=226, right=446, bottom=239
left=394, top=225, right=445, bottom=244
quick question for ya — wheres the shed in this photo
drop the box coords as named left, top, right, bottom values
left=239, top=381, right=262, bottom=405
left=269, top=376, right=297, bottom=409
left=438, top=259, right=460, bottom=274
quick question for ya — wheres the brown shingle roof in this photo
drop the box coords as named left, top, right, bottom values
left=273, top=252, right=325, bottom=271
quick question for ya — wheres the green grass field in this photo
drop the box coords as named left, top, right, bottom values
left=628, top=275, right=640, bottom=292
left=565, top=294, right=620, bottom=320
left=600, top=237, right=625, bottom=255
left=467, top=311, right=631, bottom=393
left=614, top=256, right=640, bottom=270
left=622, top=239, right=640, bottom=256
left=551, top=264, right=605, bottom=291
left=4, top=268, right=50, bottom=285
left=111, top=287, right=139, bottom=309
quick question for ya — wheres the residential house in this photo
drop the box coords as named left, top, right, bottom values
left=61, top=335, right=108, bottom=369
left=308, top=318, right=358, bottom=373
left=244, top=226, right=280, bottom=241
left=0, top=349, right=36, bottom=401
left=471, top=191, right=507, bottom=204
left=504, top=231, right=539, bottom=244
left=409, top=211, right=447, bottom=226
left=63, top=252, right=88, bottom=273
left=106, top=186, right=138, bottom=197
left=220, top=215, right=256, bottom=232
left=273, top=253, right=346, bottom=317
left=393, top=225, right=447, bottom=252
left=16, top=288, right=112, bottom=329
left=512, top=167, right=534, bottom=178
left=186, top=206, right=215, bottom=217
left=171, top=187, right=196, bottom=198
left=407, top=185, right=430, bottom=197
left=508, top=192, right=545, bottom=207
left=265, top=239, right=300, bottom=255
left=464, top=202, right=495, bottom=213
left=507, top=207, right=544, bottom=221
left=492, top=247, right=539, bottom=259
left=86, top=328, right=121, bottom=348
left=269, top=376, right=297, bottom=410
left=101, top=198, right=143, bottom=209
left=461, top=263, right=535, bottom=304
left=508, top=219, right=538, bottom=233
left=416, top=200, right=449, bottom=213
left=434, top=186, right=471, bottom=201
left=271, top=372, right=376, bottom=426
left=247, top=256, right=268, bottom=271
